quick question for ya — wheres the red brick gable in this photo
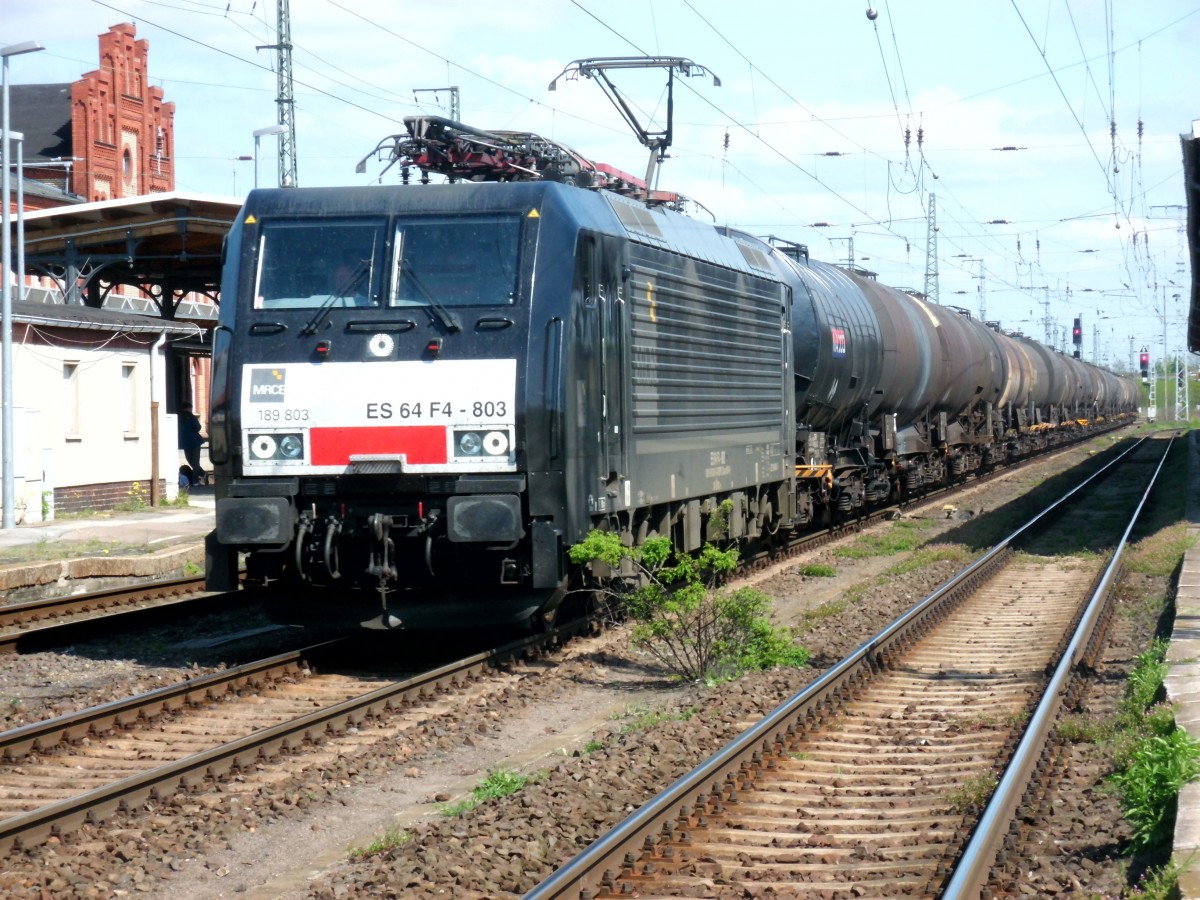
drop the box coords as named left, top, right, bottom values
left=69, top=23, right=175, bottom=201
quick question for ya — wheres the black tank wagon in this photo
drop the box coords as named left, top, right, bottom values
left=204, top=117, right=1138, bottom=629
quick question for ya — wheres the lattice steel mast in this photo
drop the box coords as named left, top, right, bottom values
left=923, top=193, right=939, bottom=303
left=257, top=0, right=297, bottom=187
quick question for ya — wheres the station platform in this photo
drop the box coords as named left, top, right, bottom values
left=1168, top=429, right=1200, bottom=893
left=0, top=485, right=214, bottom=596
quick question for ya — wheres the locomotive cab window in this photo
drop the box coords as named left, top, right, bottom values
left=392, top=215, right=520, bottom=308
left=255, top=218, right=388, bottom=309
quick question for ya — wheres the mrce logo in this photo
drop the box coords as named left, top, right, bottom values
left=249, top=368, right=286, bottom=402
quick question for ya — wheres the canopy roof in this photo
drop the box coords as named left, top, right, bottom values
left=17, top=190, right=242, bottom=316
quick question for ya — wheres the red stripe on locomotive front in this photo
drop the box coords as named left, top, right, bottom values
left=309, top=426, right=447, bottom=465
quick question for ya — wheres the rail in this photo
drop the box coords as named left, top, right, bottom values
left=525, top=434, right=1151, bottom=899
left=941, top=431, right=1176, bottom=897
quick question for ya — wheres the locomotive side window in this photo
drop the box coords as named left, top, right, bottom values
left=255, top=218, right=388, bottom=309
left=393, top=216, right=520, bottom=307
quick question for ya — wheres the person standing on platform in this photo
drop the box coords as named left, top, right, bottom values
left=178, top=402, right=207, bottom=485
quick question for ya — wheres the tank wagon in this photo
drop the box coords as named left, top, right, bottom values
left=205, top=117, right=1138, bottom=629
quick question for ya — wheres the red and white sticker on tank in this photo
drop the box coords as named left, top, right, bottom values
left=239, top=359, right=517, bottom=475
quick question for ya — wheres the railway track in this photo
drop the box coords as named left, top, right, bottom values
left=0, top=425, right=1128, bottom=652
left=0, top=429, right=1144, bottom=855
left=0, top=610, right=603, bottom=853
left=0, top=576, right=247, bottom=653
left=526, top=433, right=1173, bottom=899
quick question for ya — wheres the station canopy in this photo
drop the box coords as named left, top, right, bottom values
left=18, top=191, right=242, bottom=320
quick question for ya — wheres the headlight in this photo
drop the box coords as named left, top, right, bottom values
left=458, top=431, right=482, bottom=455
left=251, top=435, right=278, bottom=459
left=279, top=434, right=304, bottom=458
left=248, top=432, right=304, bottom=461
left=483, top=431, right=509, bottom=455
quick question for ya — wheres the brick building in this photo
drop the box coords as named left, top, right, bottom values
left=10, top=22, right=175, bottom=205
left=3, top=24, right=216, bottom=517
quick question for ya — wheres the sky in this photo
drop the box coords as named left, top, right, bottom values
left=4, top=0, right=1198, bottom=374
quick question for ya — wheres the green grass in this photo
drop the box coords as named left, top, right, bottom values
left=0, top=538, right=152, bottom=565
left=1126, top=523, right=1198, bottom=578
left=439, top=768, right=531, bottom=817
left=882, top=544, right=970, bottom=576
left=1056, top=713, right=1112, bottom=744
left=796, top=563, right=837, bottom=577
left=794, top=598, right=849, bottom=634
left=834, top=520, right=929, bottom=560
left=1126, top=858, right=1189, bottom=899
left=348, top=825, right=410, bottom=859
left=612, top=703, right=697, bottom=734
left=944, top=772, right=998, bottom=813
left=1107, top=639, right=1200, bottom=855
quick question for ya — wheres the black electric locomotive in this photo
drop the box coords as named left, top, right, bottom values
left=205, top=117, right=1137, bottom=629
left=206, top=175, right=795, bottom=627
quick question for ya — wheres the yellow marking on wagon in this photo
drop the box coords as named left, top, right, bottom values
left=795, top=463, right=834, bottom=488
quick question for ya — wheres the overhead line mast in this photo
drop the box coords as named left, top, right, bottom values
left=923, top=193, right=939, bottom=304
left=256, top=0, right=298, bottom=187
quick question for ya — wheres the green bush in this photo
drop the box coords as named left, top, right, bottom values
left=1110, top=729, right=1200, bottom=853
left=570, top=530, right=808, bottom=682
left=1121, top=639, right=1169, bottom=721
left=1108, top=636, right=1200, bottom=855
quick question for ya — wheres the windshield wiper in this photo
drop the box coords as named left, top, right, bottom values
left=402, top=266, right=462, bottom=333
left=301, top=260, right=371, bottom=336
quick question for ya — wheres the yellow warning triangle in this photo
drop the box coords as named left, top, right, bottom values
left=527, top=209, right=540, bottom=218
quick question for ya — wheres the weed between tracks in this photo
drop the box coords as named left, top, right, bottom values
left=439, top=768, right=534, bottom=817
left=945, top=772, right=999, bottom=814
left=833, top=519, right=931, bottom=559
left=613, top=702, right=698, bottom=734
left=348, top=826, right=411, bottom=860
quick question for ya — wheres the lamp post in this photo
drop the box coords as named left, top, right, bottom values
left=2, top=40, right=44, bottom=531
left=252, top=124, right=286, bottom=189
left=229, top=154, right=252, bottom=195
left=12, top=131, right=24, bottom=303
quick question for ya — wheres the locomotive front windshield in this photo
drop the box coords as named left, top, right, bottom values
left=252, top=214, right=521, bottom=310
left=255, top=218, right=388, bottom=309
left=394, top=216, right=520, bottom=307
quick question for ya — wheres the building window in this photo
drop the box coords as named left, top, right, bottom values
left=122, top=362, right=138, bottom=436
left=63, top=362, right=80, bottom=439
left=122, top=148, right=132, bottom=180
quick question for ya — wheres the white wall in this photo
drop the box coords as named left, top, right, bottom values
left=1, top=326, right=182, bottom=522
